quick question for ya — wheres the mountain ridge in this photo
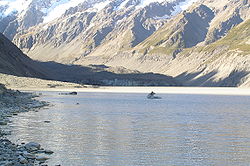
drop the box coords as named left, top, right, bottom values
left=0, top=32, right=179, bottom=86
left=0, top=32, right=47, bottom=78
left=0, top=0, right=249, bottom=87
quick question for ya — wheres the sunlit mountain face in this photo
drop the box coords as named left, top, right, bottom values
left=1, top=0, right=250, bottom=87
left=0, top=0, right=198, bottom=22
left=0, top=0, right=199, bottom=42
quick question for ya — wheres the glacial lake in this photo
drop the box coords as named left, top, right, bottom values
left=7, top=92, right=250, bottom=166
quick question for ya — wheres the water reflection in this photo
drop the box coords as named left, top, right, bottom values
left=8, top=92, right=250, bottom=166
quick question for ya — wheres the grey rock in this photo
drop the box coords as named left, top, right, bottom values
left=24, top=142, right=41, bottom=152
left=36, top=156, right=49, bottom=161
left=19, top=156, right=28, bottom=164
left=0, top=87, right=49, bottom=166
left=44, top=150, right=54, bottom=154
left=22, top=151, right=36, bottom=159
left=2, top=161, right=14, bottom=166
left=0, top=121, right=7, bottom=125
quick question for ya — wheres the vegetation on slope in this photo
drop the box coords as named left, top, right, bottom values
left=201, top=19, right=250, bottom=55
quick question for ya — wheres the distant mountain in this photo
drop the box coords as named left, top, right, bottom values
left=1, top=0, right=198, bottom=61
left=0, top=0, right=249, bottom=87
left=0, top=32, right=178, bottom=86
left=0, top=0, right=195, bottom=39
left=131, top=0, right=250, bottom=87
left=152, top=18, right=250, bottom=87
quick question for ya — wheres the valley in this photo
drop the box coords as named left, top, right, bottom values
left=0, top=0, right=250, bottom=87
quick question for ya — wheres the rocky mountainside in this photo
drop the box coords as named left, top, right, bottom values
left=0, top=0, right=198, bottom=62
left=0, top=0, right=249, bottom=87
left=0, top=0, right=85, bottom=39
left=154, top=18, right=250, bottom=87
left=0, top=32, right=178, bottom=86
left=137, top=0, right=249, bottom=52
left=78, top=0, right=250, bottom=87
left=97, top=0, right=250, bottom=87
left=0, top=33, right=47, bottom=77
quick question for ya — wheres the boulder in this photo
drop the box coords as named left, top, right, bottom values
left=23, top=151, right=36, bottom=159
left=0, top=121, right=7, bottom=125
left=19, top=156, right=28, bottom=164
left=25, top=142, right=41, bottom=152
left=44, top=150, right=54, bottom=154
left=0, top=83, right=7, bottom=94
left=36, top=156, right=49, bottom=161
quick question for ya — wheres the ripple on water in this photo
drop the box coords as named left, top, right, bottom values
left=7, top=92, right=250, bottom=166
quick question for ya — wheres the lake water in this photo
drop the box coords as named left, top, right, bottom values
left=7, top=92, right=250, bottom=166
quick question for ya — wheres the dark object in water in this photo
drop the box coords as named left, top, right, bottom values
left=59, top=92, right=77, bottom=95
left=147, top=91, right=162, bottom=99
left=69, top=92, right=77, bottom=95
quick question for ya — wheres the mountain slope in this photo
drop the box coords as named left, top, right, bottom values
left=0, top=33, right=47, bottom=77
left=1, top=0, right=249, bottom=87
left=11, top=0, right=248, bottom=65
left=135, top=4, right=215, bottom=56
left=76, top=1, right=250, bottom=87
left=6, top=0, right=198, bottom=63
left=85, top=18, right=249, bottom=87
left=0, top=32, right=178, bottom=86
left=163, top=19, right=250, bottom=87
left=136, top=0, right=249, bottom=55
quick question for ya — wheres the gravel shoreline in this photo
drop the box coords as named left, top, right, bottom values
left=0, top=86, right=54, bottom=166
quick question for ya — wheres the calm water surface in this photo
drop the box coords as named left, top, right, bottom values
left=8, top=92, right=250, bottom=166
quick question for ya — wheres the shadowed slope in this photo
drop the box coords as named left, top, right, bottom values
left=0, top=33, right=179, bottom=86
left=0, top=33, right=47, bottom=78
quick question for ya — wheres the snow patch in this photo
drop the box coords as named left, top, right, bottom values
left=153, top=0, right=199, bottom=20
left=179, top=0, right=198, bottom=10
left=0, top=0, right=32, bottom=16
left=92, top=0, right=110, bottom=11
left=42, top=24, right=49, bottom=30
left=116, top=0, right=130, bottom=10
left=153, top=15, right=170, bottom=20
left=43, top=0, right=85, bottom=23
left=0, top=0, right=199, bottom=22
left=136, top=0, right=170, bottom=9
left=0, top=1, right=8, bottom=6
left=136, top=0, right=198, bottom=13
left=85, top=22, right=95, bottom=32
left=171, top=0, right=198, bottom=15
left=43, top=0, right=111, bottom=23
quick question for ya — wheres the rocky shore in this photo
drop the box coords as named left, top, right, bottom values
left=0, top=84, right=54, bottom=166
